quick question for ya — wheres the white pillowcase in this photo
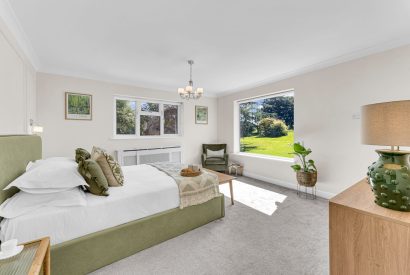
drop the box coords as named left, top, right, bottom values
left=5, top=157, right=87, bottom=194
left=206, top=149, right=225, bottom=158
left=26, top=157, right=75, bottom=171
left=0, top=188, right=86, bottom=219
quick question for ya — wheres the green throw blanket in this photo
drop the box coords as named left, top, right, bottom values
left=150, top=162, right=222, bottom=209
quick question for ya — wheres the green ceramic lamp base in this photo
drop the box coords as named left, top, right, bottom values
left=368, top=149, right=410, bottom=211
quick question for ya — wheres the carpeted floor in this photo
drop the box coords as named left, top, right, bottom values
left=90, top=177, right=329, bottom=275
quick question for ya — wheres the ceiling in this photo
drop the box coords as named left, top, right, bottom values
left=7, top=0, right=410, bottom=96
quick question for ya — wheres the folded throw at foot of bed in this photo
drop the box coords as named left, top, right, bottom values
left=150, top=163, right=221, bottom=209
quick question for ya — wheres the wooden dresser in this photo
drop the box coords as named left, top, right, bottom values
left=330, top=179, right=410, bottom=275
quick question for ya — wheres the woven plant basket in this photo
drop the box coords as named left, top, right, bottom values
left=296, top=171, right=317, bottom=187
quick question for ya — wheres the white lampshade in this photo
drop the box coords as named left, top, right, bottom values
left=361, top=100, right=410, bottom=146
left=178, top=88, right=185, bottom=94
left=185, top=86, right=193, bottom=92
left=32, top=125, right=43, bottom=134
left=196, top=88, right=204, bottom=94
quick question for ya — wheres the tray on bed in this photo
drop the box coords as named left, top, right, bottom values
left=180, top=169, right=202, bottom=177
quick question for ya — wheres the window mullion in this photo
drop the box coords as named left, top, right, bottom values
left=160, top=103, right=164, bottom=136
left=136, top=101, right=140, bottom=137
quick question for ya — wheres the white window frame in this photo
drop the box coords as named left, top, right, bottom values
left=113, top=96, right=183, bottom=139
left=234, top=89, right=294, bottom=160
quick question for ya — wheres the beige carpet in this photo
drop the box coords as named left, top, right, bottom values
left=90, top=177, right=329, bottom=275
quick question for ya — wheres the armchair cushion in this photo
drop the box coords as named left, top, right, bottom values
left=206, top=149, right=224, bottom=159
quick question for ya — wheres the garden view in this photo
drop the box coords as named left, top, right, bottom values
left=240, top=93, right=294, bottom=158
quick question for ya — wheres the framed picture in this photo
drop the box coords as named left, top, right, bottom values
left=65, top=92, right=92, bottom=120
left=195, top=105, right=208, bottom=124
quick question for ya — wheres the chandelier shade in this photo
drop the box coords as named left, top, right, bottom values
left=178, top=60, right=203, bottom=100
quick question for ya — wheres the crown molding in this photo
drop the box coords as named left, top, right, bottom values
left=217, top=37, right=410, bottom=97
left=0, top=0, right=40, bottom=70
left=38, top=69, right=219, bottom=98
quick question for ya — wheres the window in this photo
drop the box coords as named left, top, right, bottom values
left=163, top=104, right=179, bottom=134
left=238, top=91, right=294, bottom=158
left=114, top=97, right=182, bottom=138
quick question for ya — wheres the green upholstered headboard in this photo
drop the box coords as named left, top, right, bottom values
left=0, top=135, right=42, bottom=204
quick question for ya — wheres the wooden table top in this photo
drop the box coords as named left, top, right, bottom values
left=330, top=178, right=410, bottom=226
left=0, top=237, right=50, bottom=275
left=203, top=168, right=236, bottom=184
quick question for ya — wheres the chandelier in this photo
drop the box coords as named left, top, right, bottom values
left=178, top=60, right=203, bottom=100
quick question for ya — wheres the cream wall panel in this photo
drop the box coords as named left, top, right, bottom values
left=0, top=16, right=36, bottom=135
left=0, top=30, right=25, bottom=134
left=218, top=45, right=410, bottom=197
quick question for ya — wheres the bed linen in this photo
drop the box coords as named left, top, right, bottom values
left=0, top=164, right=179, bottom=245
left=0, top=187, right=86, bottom=218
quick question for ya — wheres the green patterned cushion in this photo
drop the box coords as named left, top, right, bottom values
left=91, top=146, right=124, bottom=186
left=78, top=159, right=109, bottom=196
left=75, top=148, right=91, bottom=163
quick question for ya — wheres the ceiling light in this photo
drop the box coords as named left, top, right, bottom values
left=178, top=60, right=203, bottom=100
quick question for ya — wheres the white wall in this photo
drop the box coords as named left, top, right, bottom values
left=0, top=16, right=36, bottom=134
left=37, top=73, right=218, bottom=164
left=218, top=45, right=410, bottom=198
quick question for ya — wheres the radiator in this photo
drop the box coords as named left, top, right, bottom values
left=116, top=146, right=182, bottom=166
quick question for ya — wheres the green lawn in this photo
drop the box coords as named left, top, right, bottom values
left=240, top=130, right=294, bottom=158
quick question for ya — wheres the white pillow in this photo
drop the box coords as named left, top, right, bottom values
left=206, top=149, right=225, bottom=158
left=0, top=188, right=87, bottom=219
left=26, top=157, right=75, bottom=171
left=5, top=158, right=88, bottom=193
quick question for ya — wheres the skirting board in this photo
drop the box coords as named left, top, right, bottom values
left=242, top=171, right=336, bottom=199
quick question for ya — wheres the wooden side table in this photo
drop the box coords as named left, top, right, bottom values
left=203, top=168, right=236, bottom=205
left=0, top=237, right=50, bottom=275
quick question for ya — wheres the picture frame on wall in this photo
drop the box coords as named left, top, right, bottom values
left=65, top=92, right=92, bottom=120
left=195, top=105, right=208, bottom=124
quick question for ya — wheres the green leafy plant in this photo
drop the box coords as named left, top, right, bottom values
left=290, top=143, right=317, bottom=173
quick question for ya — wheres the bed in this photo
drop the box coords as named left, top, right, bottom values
left=0, top=135, right=225, bottom=275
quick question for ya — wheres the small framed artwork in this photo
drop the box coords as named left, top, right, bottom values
left=195, top=105, right=208, bottom=124
left=65, top=92, right=92, bottom=120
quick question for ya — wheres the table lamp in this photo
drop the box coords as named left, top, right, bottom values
left=362, top=100, right=410, bottom=211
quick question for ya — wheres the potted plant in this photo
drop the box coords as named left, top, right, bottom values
left=290, top=143, right=317, bottom=187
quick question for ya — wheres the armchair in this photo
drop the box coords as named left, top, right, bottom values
left=201, top=144, right=229, bottom=173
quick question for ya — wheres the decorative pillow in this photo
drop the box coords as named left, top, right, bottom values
left=4, top=158, right=88, bottom=193
left=91, top=146, right=124, bottom=187
left=75, top=148, right=91, bottom=163
left=206, top=149, right=225, bottom=159
left=78, top=159, right=109, bottom=196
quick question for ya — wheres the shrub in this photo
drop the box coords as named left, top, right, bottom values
left=258, top=118, right=288, bottom=137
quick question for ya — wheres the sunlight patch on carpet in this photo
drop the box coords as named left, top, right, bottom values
left=219, top=180, right=287, bottom=215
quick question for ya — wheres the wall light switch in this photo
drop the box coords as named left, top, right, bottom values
left=352, top=113, right=361, bottom=120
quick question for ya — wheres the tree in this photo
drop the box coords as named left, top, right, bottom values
left=239, top=102, right=261, bottom=137
left=116, top=100, right=136, bottom=134
left=261, top=96, right=294, bottom=129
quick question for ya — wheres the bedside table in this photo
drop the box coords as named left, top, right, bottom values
left=0, top=237, right=50, bottom=275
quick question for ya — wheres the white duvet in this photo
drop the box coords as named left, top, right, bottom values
left=0, top=164, right=179, bottom=245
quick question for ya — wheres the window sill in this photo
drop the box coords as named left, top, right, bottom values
left=231, top=152, right=294, bottom=163
left=111, top=135, right=182, bottom=140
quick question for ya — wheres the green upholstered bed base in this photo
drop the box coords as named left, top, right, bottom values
left=52, top=196, right=224, bottom=275
left=0, top=135, right=225, bottom=275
